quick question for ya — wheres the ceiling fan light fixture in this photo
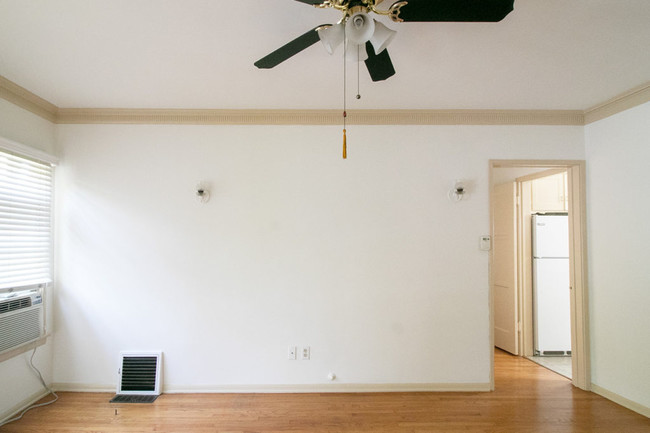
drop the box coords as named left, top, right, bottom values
left=317, top=23, right=344, bottom=54
left=345, top=11, right=375, bottom=45
left=345, top=41, right=369, bottom=62
left=369, top=20, right=397, bottom=55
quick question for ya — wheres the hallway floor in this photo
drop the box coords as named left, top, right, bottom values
left=528, top=354, right=572, bottom=379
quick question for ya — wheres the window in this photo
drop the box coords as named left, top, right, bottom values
left=0, top=146, right=54, bottom=292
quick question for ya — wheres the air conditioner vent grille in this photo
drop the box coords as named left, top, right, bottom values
left=0, top=307, right=42, bottom=353
left=119, top=355, right=161, bottom=394
left=0, top=297, right=32, bottom=314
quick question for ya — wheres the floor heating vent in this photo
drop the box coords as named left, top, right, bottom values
left=111, top=351, right=162, bottom=403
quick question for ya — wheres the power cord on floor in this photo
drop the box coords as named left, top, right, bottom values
left=0, top=347, right=58, bottom=428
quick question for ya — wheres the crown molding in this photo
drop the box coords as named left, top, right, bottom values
left=54, top=107, right=584, bottom=126
left=584, top=81, right=650, bottom=124
left=56, top=108, right=345, bottom=125
left=0, top=76, right=58, bottom=123
left=1, top=75, right=648, bottom=126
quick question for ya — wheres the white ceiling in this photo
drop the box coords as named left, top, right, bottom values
left=1, top=0, right=649, bottom=111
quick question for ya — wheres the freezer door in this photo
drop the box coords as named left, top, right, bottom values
left=532, top=215, right=569, bottom=258
left=533, top=258, right=571, bottom=354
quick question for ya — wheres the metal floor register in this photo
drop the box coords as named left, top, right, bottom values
left=109, top=394, right=159, bottom=403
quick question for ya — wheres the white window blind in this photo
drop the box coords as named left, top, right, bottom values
left=0, top=149, right=53, bottom=290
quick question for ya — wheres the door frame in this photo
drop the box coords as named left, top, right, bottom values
left=489, top=160, right=591, bottom=391
left=517, top=168, right=567, bottom=358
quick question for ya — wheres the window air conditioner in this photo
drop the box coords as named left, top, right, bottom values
left=0, top=287, right=45, bottom=354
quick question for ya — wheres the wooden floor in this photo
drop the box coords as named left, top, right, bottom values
left=3, top=350, right=649, bottom=432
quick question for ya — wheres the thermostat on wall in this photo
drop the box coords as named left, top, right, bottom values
left=479, top=235, right=491, bottom=251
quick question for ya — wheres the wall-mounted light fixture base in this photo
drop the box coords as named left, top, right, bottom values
left=196, top=183, right=211, bottom=203
left=448, top=180, right=467, bottom=202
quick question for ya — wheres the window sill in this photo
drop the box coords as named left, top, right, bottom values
left=0, top=335, right=49, bottom=364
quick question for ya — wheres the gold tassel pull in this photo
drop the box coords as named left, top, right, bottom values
left=343, top=129, right=347, bottom=159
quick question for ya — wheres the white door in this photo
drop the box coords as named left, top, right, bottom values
left=493, top=182, right=519, bottom=355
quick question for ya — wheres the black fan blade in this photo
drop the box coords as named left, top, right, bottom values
left=391, top=0, right=514, bottom=22
left=364, top=42, right=396, bottom=82
left=294, top=0, right=328, bottom=4
left=255, top=25, right=329, bottom=69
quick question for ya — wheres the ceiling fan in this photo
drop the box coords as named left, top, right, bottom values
left=254, top=0, right=515, bottom=82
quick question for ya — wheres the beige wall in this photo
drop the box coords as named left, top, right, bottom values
left=585, top=101, right=650, bottom=410
left=0, top=98, right=55, bottom=153
left=51, top=123, right=584, bottom=391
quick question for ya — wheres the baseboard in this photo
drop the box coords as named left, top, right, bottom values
left=591, top=384, right=650, bottom=418
left=163, top=382, right=491, bottom=394
left=53, top=382, right=490, bottom=394
left=0, top=389, right=50, bottom=424
left=52, top=383, right=115, bottom=393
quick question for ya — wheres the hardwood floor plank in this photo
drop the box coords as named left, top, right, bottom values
left=2, top=350, right=649, bottom=432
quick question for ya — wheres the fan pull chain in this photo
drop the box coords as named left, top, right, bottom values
left=356, top=44, right=361, bottom=100
left=342, top=28, right=347, bottom=159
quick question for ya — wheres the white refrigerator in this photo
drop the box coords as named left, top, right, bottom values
left=532, top=214, right=571, bottom=356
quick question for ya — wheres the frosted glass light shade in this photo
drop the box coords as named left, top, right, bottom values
left=345, top=42, right=369, bottom=62
left=346, top=12, right=375, bottom=45
left=370, top=20, right=397, bottom=55
left=318, top=23, right=344, bottom=54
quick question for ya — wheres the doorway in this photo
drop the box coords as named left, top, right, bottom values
left=489, top=160, right=590, bottom=391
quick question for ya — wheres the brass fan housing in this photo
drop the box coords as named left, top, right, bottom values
left=315, top=0, right=409, bottom=23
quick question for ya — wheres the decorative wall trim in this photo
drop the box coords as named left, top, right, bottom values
left=55, top=108, right=585, bottom=126
left=56, top=108, right=345, bottom=126
left=584, top=82, right=650, bottom=124
left=0, top=76, right=58, bottom=123
left=164, top=382, right=492, bottom=394
left=348, top=110, right=585, bottom=126
left=52, top=383, right=115, bottom=393
left=2, top=75, right=648, bottom=126
left=52, top=382, right=491, bottom=394
left=591, top=384, right=650, bottom=419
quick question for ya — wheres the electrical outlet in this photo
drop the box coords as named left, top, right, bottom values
left=288, top=346, right=297, bottom=360
left=301, top=346, right=310, bottom=360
